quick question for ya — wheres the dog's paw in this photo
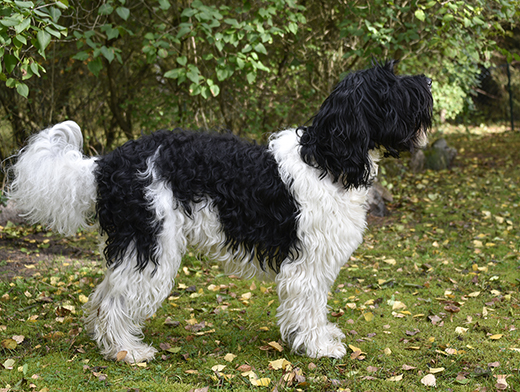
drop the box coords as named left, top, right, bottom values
left=312, top=340, right=346, bottom=359
left=114, top=345, right=158, bottom=363
left=326, top=323, right=346, bottom=341
left=300, top=326, right=347, bottom=359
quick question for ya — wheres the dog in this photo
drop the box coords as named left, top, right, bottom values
left=9, top=61, right=433, bottom=363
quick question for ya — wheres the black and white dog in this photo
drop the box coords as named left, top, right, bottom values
left=9, top=61, right=432, bottom=363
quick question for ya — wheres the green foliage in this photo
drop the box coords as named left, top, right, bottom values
left=0, top=0, right=68, bottom=97
left=338, top=0, right=520, bottom=120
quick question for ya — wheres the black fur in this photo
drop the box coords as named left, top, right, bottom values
left=94, top=130, right=300, bottom=273
left=299, top=61, right=433, bottom=190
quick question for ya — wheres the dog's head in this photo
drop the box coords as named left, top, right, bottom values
left=299, top=61, right=433, bottom=189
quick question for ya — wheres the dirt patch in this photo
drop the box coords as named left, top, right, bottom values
left=0, top=222, right=101, bottom=279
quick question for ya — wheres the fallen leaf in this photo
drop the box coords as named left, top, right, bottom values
left=236, top=364, right=251, bottom=372
left=489, top=334, right=503, bottom=340
left=116, top=351, right=128, bottom=361
left=363, top=312, right=374, bottom=322
left=223, top=353, right=236, bottom=362
left=402, top=364, right=416, bottom=371
left=79, top=294, right=89, bottom=303
left=212, top=364, right=226, bottom=372
left=455, top=327, right=468, bottom=335
left=1, top=338, right=17, bottom=350
left=392, top=301, right=407, bottom=311
left=3, top=358, right=15, bottom=369
left=367, top=366, right=378, bottom=372
left=268, top=341, right=283, bottom=352
left=269, top=358, right=291, bottom=370
left=250, top=378, right=271, bottom=387
left=421, top=374, right=436, bottom=387
left=386, top=374, right=403, bottom=382
left=383, top=347, right=392, bottom=355
left=429, top=367, right=445, bottom=374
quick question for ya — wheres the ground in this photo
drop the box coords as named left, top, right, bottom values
left=0, top=125, right=519, bottom=391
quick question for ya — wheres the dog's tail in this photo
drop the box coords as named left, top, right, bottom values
left=8, top=121, right=97, bottom=235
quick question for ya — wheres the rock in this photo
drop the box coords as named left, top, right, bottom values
left=423, top=138, right=457, bottom=170
left=0, top=200, right=26, bottom=226
left=410, top=149, right=425, bottom=173
left=368, top=181, right=393, bottom=217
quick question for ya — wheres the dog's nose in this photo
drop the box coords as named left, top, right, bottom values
left=426, top=77, right=432, bottom=89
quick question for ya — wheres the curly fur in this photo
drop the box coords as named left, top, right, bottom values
left=9, top=62, right=433, bottom=362
left=300, top=61, right=432, bottom=189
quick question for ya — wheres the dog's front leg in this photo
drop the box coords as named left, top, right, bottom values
left=275, top=260, right=346, bottom=358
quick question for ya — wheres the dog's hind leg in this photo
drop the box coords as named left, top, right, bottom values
left=84, top=242, right=182, bottom=363
left=275, top=258, right=347, bottom=359
left=85, top=200, right=187, bottom=363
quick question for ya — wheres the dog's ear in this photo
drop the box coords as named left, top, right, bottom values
left=299, top=69, right=378, bottom=190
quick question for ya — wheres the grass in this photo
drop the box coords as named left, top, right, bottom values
left=0, top=127, right=519, bottom=391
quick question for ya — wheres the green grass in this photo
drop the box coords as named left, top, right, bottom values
left=1, top=128, right=520, bottom=391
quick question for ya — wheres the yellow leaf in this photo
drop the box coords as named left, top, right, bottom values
left=455, top=327, right=468, bottom=335
left=363, top=312, right=374, bottom=322
left=2, top=339, right=17, bottom=350
left=468, top=291, right=480, bottom=297
left=345, top=303, right=357, bottom=310
left=269, top=358, right=291, bottom=370
left=78, top=294, right=89, bottom=303
left=251, top=378, right=271, bottom=387
left=383, top=347, right=392, bottom=355
left=392, top=301, right=406, bottom=311
left=186, top=318, right=198, bottom=325
left=136, top=362, right=147, bottom=367
left=348, top=344, right=362, bottom=353
left=268, top=341, right=283, bottom=352
left=259, top=326, right=269, bottom=331
left=386, top=374, right=403, bottom=382
left=223, top=353, right=236, bottom=362
left=3, top=358, right=15, bottom=369
left=473, top=240, right=483, bottom=248
left=240, top=292, right=252, bottom=300
left=212, top=364, right=226, bottom=372
left=383, top=258, right=396, bottom=265
left=429, top=367, right=445, bottom=374
left=489, top=334, right=503, bottom=340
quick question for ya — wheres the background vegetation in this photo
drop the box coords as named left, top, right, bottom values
left=1, top=0, right=520, bottom=160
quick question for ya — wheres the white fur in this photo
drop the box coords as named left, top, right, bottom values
left=8, top=121, right=97, bottom=235
left=269, top=130, right=376, bottom=358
